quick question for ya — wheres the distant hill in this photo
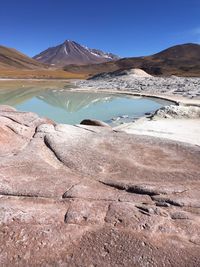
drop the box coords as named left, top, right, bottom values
left=33, top=40, right=120, bottom=67
left=0, top=45, right=46, bottom=69
left=153, top=43, right=200, bottom=60
left=0, top=45, right=87, bottom=79
left=64, top=43, right=200, bottom=77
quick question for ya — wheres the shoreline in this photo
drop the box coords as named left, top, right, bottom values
left=69, top=87, right=200, bottom=107
left=0, top=78, right=79, bottom=81
left=1, top=77, right=200, bottom=106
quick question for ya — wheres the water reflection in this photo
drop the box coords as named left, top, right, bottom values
left=0, top=87, right=116, bottom=112
left=0, top=87, right=42, bottom=106
left=0, top=86, right=172, bottom=125
left=38, top=90, right=115, bottom=112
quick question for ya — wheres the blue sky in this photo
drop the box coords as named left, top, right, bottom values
left=0, top=0, right=200, bottom=57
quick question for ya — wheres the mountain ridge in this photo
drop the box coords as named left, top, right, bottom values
left=33, top=40, right=120, bottom=67
left=63, top=43, right=200, bottom=77
left=0, top=42, right=200, bottom=77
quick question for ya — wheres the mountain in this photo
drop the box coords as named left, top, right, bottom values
left=152, top=43, right=200, bottom=60
left=0, top=45, right=46, bottom=69
left=33, top=40, right=120, bottom=67
left=64, top=43, right=200, bottom=77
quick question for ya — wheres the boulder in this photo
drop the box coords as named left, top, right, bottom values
left=80, top=118, right=111, bottom=127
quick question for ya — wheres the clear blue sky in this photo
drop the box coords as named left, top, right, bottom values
left=0, top=0, right=200, bottom=57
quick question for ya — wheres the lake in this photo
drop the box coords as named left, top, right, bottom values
left=0, top=85, right=173, bottom=125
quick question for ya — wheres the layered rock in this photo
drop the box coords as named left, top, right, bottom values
left=0, top=106, right=200, bottom=266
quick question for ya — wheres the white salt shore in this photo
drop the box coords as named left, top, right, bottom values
left=114, top=105, right=200, bottom=146
left=115, top=117, right=200, bottom=146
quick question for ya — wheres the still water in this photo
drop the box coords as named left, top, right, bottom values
left=0, top=86, right=172, bottom=125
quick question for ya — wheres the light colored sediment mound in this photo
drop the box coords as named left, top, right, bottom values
left=90, top=68, right=152, bottom=80
left=0, top=106, right=200, bottom=266
left=154, top=104, right=200, bottom=119
left=125, top=68, right=152, bottom=77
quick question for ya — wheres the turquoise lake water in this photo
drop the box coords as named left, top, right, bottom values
left=0, top=87, right=172, bottom=125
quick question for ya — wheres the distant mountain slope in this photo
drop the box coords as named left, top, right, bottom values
left=64, top=43, right=200, bottom=77
left=33, top=40, right=119, bottom=67
left=0, top=45, right=46, bottom=69
left=152, top=43, right=200, bottom=61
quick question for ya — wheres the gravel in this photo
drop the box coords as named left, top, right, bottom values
left=75, top=74, right=200, bottom=99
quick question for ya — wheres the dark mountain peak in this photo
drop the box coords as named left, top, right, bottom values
left=64, top=39, right=79, bottom=44
left=63, top=40, right=76, bottom=46
left=33, top=40, right=120, bottom=67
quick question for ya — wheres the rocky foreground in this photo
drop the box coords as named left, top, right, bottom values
left=0, top=105, right=200, bottom=266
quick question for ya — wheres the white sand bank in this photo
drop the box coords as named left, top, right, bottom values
left=115, top=118, right=200, bottom=146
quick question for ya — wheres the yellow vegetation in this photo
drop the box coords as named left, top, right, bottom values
left=0, top=68, right=88, bottom=79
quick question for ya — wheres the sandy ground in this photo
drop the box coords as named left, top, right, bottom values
left=115, top=117, right=200, bottom=146
left=0, top=79, right=73, bottom=90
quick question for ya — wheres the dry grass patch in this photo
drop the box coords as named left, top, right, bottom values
left=0, top=68, right=88, bottom=79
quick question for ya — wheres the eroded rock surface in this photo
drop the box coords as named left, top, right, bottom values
left=0, top=106, right=200, bottom=266
left=153, top=105, right=200, bottom=119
